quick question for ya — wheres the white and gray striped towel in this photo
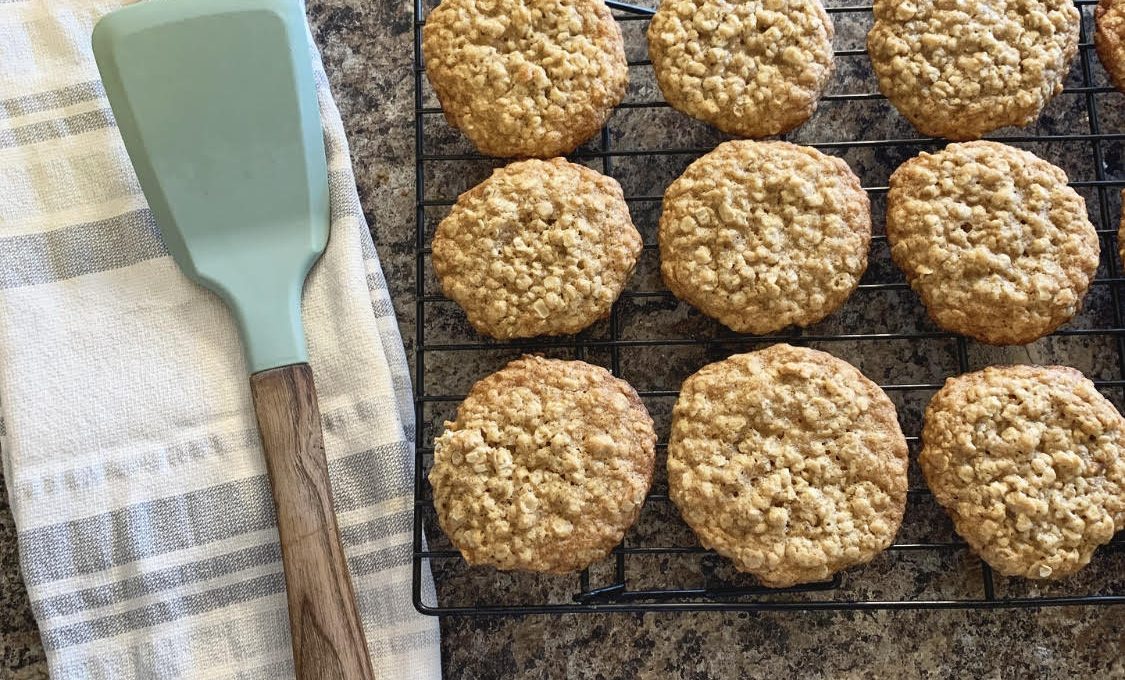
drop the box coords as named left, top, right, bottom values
left=0, top=1, right=440, bottom=678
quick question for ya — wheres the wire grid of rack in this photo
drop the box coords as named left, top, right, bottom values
left=411, top=0, right=1125, bottom=614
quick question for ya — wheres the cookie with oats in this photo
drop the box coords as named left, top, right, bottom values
left=421, top=0, right=627, bottom=158
left=658, top=140, right=871, bottom=335
left=667, top=344, right=909, bottom=588
left=1119, top=189, right=1125, bottom=269
left=647, top=0, right=835, bottom=137
left=886, top=142, right=1099, bottom=345
left=868, top=0, right=1079, bottom=140
left=921, top=365, right=1125, bottom=579
left=1098, top=0, right=1125, bottom=93
left=431, top=356, right=657, bottom=573
left=432, top=158, right=641, bottom=339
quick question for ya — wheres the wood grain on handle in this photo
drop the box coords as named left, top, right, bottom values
left=250, top=364, right=374, bottom=680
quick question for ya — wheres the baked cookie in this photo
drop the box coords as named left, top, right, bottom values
left=668, top=344, right=909, bottom=588
left=647, top=0, right=834, bottom=137
left=1099, top=0, right=1125, bottom=93
left=658, top=140, right=871, bottom=335
left=868, top=0, right=1079, bottom=140
left=431, top=356, right=657, bottom=573
left=1120, top=190, right=1125, bottom=269
left=433, top=158, right=641, bottom=339
left=421, top=0, right=627, bottom=158
left=886, top=142, right=1099, bottom=345
left=921, top=365, right=1125, bottom=579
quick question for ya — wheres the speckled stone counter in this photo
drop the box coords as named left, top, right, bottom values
left=2, top=1, right=1123, bottom=678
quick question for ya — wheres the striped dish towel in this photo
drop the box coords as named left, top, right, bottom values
left=0, top=1, right=440, bottom=678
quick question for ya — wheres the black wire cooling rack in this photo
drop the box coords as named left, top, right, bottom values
left=411, top=0, right=1125, bottom=614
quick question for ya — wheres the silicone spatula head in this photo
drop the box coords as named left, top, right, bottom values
left=92, top=0, right=329, bottom=373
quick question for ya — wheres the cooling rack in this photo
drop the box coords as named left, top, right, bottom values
left=411, top=0, right=1125, bottom=614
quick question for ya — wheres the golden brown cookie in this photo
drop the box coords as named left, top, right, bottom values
left=432, top=158, right=641, bottom=339
left=647, top=0, right=834, bottom=137
left=421, top=0, right=627, bottom=158
left=921, top=365, right=1125, bottom=580
left=431, top=356, right=657, bottom=573
left=658, top=140, right=871, bottom=335
left=1097, top=0, right=1125, bottom=92
left=886, top=142, right=1099, bottom=345
left=668, top=344, right=909, bottom=588
left=1120, top=189, right=1125, bottom=269
left=868, top=0, right=1079, bottom=140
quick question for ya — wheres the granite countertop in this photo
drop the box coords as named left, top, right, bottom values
left=2, top=1, right=1124, bottom=678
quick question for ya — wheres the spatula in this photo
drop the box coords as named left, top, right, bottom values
left=92, top=1, right=374, bottom=678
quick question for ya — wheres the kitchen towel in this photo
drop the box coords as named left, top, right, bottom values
left=0, top=1, right=440, bottom=678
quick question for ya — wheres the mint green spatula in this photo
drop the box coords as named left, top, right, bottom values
left=92, top=2, right=374, bottom=678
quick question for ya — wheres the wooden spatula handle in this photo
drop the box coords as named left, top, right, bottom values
left=250, top=364, right=375, bottom=680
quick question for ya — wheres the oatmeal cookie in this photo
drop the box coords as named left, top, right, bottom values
left=421, top=0, right=627, bottom=158
left=647, top=0, right=835, bottom=137
left=1098, top=0, right=1125, bottom=93
left=431, top=356, right=657, bottom=573
left=668, top=344, right=909, bottom=588
left=868, top=0, right=1079, bottom=140
left=658, top=140, right=871, bottom=335
left=886, top=142, right=1099, bottom=345
left=921, top=365, right=1125, bottom=579
left=433, top=158, right=641, bottom=339
left=1119, top=190, right=1125, bottom=269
